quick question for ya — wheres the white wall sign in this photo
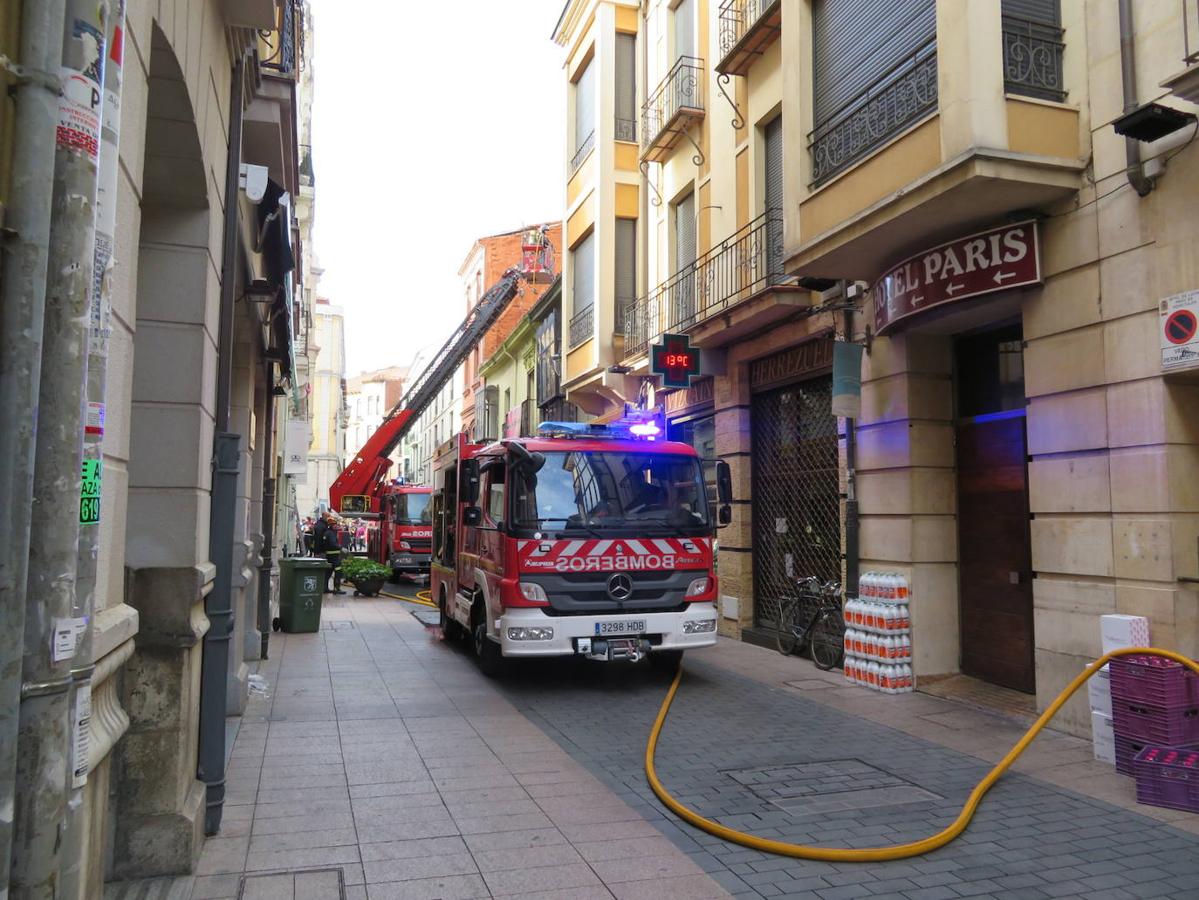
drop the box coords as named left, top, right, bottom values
left=1161, top=290, right=1199, bottom=373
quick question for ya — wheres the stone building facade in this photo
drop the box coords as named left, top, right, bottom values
left=554, top=0, right=1199, bottom=735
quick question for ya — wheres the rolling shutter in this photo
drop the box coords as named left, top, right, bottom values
left=764, top=117, right=783, bottom=212
left=615, top=219, right=636, bottom=331
left=812, top=0, right=935, bottom=127
left=575, top=58, right=595, bottom=152
left=675, top=0, right=694, bottom=59
left=615, top=33, right=636, bottom=141
left=572, top=231, right=595, bottom=311
left=1001, top=0, right=1059, bottom=23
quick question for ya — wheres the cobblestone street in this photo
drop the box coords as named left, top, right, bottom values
left=111, top=591, right=1199, bottom=899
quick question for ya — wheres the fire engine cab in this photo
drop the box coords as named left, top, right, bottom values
left=373, top=483, right=433, bottom=577
left=430, top=416, right=733, bottom=674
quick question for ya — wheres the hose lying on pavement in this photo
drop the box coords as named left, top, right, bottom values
left=379, top=589, right=438, bottom=609
left=645, top=646, right=1199, bottom=861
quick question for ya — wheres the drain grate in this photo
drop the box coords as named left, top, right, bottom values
left=724, top=759, right=941, bottom=815
left=238, top=867, right=344, bottom=899
left=320, top=620, right=355, bottom=631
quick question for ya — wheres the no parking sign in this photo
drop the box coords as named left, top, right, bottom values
left=1161, top=290, right=1199, bottom=373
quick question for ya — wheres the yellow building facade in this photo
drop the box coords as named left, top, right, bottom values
left=554, top=0, right=1199, bottom=735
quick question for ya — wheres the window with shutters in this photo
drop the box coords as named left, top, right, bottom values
left=674, top=0, right=695, bottom=62
left=671, top=191, right=697, bottom=329
left=615, top=218, right=636, bottom=334
left=571, top=57, right=596, bottom=174
left=569, top=232, right=595, bottom=348
left=1000, top=0, right=1064, bottom=101
left=808, top=0, right=938, bottom=185
left=615, top=34, right=636, bottom=142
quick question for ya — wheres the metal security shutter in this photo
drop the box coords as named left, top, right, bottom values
left=572, top=231, right=595, bottom=310
left=673, top=192, right=696, bottom=326
left=575, top=58, right=595, bottom=152
left=615, top=34, right=636, bottom=142
left=812, top=0, right=936, bottom=127
left=1002, top=0, right=1059, bottom=23
left=675, top=0, right=694, bottom=59
left=764, top=117, right=783, bottom=212
left=615, top=219, right=636, bottom=332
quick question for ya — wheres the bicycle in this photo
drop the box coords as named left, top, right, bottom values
left=773, top=576, right=845, bottom=670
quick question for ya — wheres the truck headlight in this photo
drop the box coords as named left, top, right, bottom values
left=683, top=619, right=717, bottom=634
left=398, top=541, right=411, bottom=550
left=519, top=582, right=548, bottom=603
left=507, top=626, right=554, bottom=641
left=685, top=577, right=712, bottom=597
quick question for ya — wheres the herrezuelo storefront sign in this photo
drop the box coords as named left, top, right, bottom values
left=873, top=221, right=1043, bottom=335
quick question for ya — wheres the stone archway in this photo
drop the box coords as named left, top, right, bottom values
left=115, top=22, right=216, bottom=879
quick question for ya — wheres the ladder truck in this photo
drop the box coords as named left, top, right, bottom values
left=329, top=266, right=528, bottom=579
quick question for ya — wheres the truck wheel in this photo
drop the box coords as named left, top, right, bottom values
left=649, top=649, right=684, bottom=673
left=471, top=603, right=505, bottom=677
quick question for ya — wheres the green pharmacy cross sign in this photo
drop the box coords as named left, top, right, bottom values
left=650, top=333, right=701, bottom=389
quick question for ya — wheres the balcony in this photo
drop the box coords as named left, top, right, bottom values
left=569, top=303, right=594, bottom=348
left=615, top=117, right=637, bottom=143
left=808, top=36, right=937, bottom=187
left=623, top=210, right=804, bottom=359
left=257, top=0, right=299, bottom=78
left=716, top=0, right=782, bottom=77
left=641, top=57, right=705, bottom=163
left=1162, top=0, right=1199, bottom=103
left=1001, top=15, right=1065, bottom=102
left=569, top=130, right=595, bottom=176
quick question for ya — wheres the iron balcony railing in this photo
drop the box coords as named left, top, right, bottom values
left=1002, top=14, right=1066, bottom=102
left=808, top=36, right=938, bottom=186
left=569, top=302, right=594, bottom=348
left=641, top=56, right=705, bottom=157
left=569, top=130, right=595, bottom=176
left=615, top=117, right=637, bottom=142
left=623, top=210, right=785, bottom=359
left=260, top=0, right=299, bottom=76
left=716, top=0, right=782, bottom=74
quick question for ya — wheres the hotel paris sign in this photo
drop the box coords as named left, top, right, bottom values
left=873, top=221, right=1043, bottom=335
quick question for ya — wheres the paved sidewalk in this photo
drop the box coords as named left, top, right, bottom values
left=109, top=595, right=730, bottom=900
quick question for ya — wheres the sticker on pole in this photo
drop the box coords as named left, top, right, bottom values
left=57, top=19, right=105, bottom=162
left=86, top=402, right=105, bottom=436
left=71, top=681, right=93, bottom=788
left=1161, top=290, right=1199, bottom=373
left=80, top=459, right=102, bottom=525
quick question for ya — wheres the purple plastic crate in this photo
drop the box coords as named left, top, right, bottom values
left=1133, top=746, right=1199, bottom=814
left=1112, top=698, right=1199, bottom=745
left=1117, top=734, right=1199, bottom=776
left=1110, top=655, right=1199, bottom=707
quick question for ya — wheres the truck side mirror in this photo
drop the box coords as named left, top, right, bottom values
left=715, top=460, right=733, bottom=504
left=462, top=459, right=481, bottom=504
left=463, top=506, right=482, bottom=527
left=718, top=505, right=732, bottom=525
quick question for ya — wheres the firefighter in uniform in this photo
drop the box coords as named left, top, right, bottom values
left=316, top=511, right=345, bottom=594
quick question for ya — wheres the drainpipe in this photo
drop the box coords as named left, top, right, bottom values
left=13, top=0, right=108, bottom=895
left=841, top=286, right=860, bottom=600
left=0, top=0, right=67, bottom=888
left=1117, top=0, right=1154, bottom=197
left=60, top=3, right=126, bottom=895
left=258, top=366, right=278, bottom=660
left=199, top=52, right=247, bottom=837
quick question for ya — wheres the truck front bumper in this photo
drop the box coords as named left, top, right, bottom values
left=497, top=603, right=718, bottom=659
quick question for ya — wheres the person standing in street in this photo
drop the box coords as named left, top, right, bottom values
left=317, top=512, right=344, bottom=593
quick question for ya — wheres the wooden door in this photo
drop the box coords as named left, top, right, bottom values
left=956, top=410, right=1035, bottom=693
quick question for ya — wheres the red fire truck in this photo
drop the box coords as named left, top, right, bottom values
left=430, top=416, right=733, bottom=674
left=367, top=483, right=433, bottom=578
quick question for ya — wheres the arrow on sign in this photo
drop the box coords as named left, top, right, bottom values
left=945, top=282, right=964, bottom=296
left=993, top=270, right=1016, bottom=284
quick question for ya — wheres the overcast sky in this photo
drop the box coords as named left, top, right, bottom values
left=310, top=0, right=567, bottom=378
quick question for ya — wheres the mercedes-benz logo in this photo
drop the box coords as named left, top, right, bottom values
left=607, top=573, right=633, bottom=602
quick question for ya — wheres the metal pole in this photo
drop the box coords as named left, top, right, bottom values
left=258, top=370, right=278, bottom=659
left=841, top=288, right=859, bottom=600
left=13, top=1, right=108, bottom=895
left=198, top=52, right=246, bottom=837
left=59, top=3, right=125, bottom=895
left=0, top=0, right=68, bottom=891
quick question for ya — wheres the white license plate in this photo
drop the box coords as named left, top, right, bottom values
left=595, top=619, right=646, bottom=636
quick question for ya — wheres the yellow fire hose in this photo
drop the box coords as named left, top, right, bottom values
left=379, top=588, right=438, bottom=609
left=646, top=646, right=1199, bottom=862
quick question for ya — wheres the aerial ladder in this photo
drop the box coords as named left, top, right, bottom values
left=329, top=265, right=530, bottom=515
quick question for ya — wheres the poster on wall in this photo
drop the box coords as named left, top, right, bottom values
left=1160, top=290, right=1199, bottom=373
left=283, top=421, right=310, bottom=475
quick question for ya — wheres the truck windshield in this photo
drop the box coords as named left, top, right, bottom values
left=512, top=450, right=709, bottom=534
left=394, top=493, right=432, bottom=525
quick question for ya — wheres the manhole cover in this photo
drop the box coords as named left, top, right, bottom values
left=724, top=759, right=941, bottom=815
left=320, top=620, right=355, bottom=631
left=238, top=868, right=344, bottom=899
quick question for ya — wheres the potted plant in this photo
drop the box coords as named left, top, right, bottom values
left=338, top=556, right=391, bottom=597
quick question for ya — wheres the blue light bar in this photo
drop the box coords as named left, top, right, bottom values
left=537, top=421, right=593, bottom=436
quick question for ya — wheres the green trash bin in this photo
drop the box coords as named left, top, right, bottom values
left=277, top=557, right=330, bottom=633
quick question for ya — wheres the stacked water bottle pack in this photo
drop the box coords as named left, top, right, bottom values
left=842, top=572, right=914, bottom=694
